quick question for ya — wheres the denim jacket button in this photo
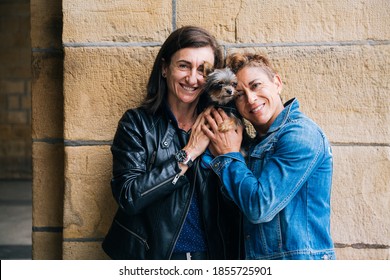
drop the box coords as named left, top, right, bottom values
left=246, top=235, right=251, bottom=239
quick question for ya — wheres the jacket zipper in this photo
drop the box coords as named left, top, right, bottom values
left=198, top=160, right=214, bottom=259
left=148, top=151, right=157, bottom=171
left=140, top=173, right=180, bottom=197
left=167, top=165, right=195, bottom=259
left=115, top=219, right=150, bottom=250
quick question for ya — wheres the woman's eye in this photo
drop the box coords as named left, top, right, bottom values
left=251, top=83, right=261, bottom=90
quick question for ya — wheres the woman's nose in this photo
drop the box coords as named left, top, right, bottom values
left=186, top=69, right=199, bottom=84
left=246, top=91, right=257, bottom=104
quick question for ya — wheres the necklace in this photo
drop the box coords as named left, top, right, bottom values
left=178, top=113, right=197, bottom=132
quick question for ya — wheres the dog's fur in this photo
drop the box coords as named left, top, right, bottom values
left=202, top=64, right=242, bottom=132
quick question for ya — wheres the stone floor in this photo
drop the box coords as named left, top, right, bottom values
left=0, top=180, right=32, bottom=259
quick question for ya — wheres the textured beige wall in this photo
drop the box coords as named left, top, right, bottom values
left=31, top=0, right=390, bottom=259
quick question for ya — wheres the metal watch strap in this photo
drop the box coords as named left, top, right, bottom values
left=183, top=154, right=193, bottom=167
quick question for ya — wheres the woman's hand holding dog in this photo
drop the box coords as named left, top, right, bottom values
left=202, top=108, right=244, bottom=156
left=183, top=107, right=213, bottom=161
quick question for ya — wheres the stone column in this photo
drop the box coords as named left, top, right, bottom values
left=31, top=0, right=64, bottom=259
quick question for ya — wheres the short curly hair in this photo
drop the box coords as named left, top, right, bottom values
left=226, top=52, right=277, bottom=81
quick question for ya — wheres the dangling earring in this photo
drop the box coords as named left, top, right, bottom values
left=278, top=91, right=284, bottom=103
left=162, top=72, right=166, bottom=78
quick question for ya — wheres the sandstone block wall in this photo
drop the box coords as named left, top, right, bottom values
left=31, top=0, right=390, bottom=259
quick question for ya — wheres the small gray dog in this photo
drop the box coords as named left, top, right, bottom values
left=203, top=64, right=242, bottom=132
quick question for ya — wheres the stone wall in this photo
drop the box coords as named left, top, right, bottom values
left=31, top=0, right=390, bottom=259
left=0, top=0, right=32, bottom=179
left=31, top=0, right=63, bottom=259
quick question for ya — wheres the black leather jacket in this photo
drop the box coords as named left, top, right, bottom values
left=102, top=106, right=242, bottom=259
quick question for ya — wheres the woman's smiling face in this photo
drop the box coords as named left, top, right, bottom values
left=235, top=66, right=284, bottom=135
left=164, top=46, right=215, bottom=106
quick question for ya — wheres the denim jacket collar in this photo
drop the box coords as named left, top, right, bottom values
left=266, top=98, right=298, bottom=135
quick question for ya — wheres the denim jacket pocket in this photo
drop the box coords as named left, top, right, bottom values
left=251, top=138, right=277, bottom=159
left=246, top=214, right=282, bottom=258
left=249, top=140, right=276, bottom=175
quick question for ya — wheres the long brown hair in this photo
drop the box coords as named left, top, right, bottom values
left=141, top=26, right=223, bottom=114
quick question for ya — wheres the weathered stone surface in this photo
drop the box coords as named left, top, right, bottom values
left=31, top=52, right=64, bottom=139
left=32, top=142, right=64, bottom=226
left=180, top=0, right=390, bottom=44
left=32, top=231, right=63, bottom=260
left=335, top=247, right=390, bottom=260
left=176, top=0, right=241, bottom=43
left=234, top=0, right=390, bottom=43
left=331, top=146, right=390, bottom=245
left=63, top=241, right=109, bottom=260
left=63, top=0, right=172, bottom=43
left=30, top=0, right=62, bottom=49
left=63, top=47, right=157, bottom=141
left=63, top=146, right=116, bottom=239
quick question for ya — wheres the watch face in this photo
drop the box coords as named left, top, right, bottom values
left=175, top=150, right=187, bottom=162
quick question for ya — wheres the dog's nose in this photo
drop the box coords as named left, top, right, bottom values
left=226, top=89, right=232, bottom=95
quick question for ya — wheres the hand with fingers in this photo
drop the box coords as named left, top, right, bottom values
left=202, top=108, right=244, bottom=156
left=183, top=107, right=213, bottom=160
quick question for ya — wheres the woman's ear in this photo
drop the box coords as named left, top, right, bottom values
left=274, top=74, right=283, bottom=93
left=161, top=58, right=167, bottom=77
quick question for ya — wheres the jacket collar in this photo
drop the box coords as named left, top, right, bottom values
left=162, top=100, right=180, bottom=129
left=258, top=98, right=299, bottom=138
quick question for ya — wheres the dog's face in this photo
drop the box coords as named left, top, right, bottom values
left=203, top=67, right=238, bottom=105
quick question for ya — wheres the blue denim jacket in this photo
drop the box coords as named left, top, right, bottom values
left=210, top=98, right=336, bottom=260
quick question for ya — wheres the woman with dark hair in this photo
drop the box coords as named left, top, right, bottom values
left=102, top=26, right=242, bottom=260
left=142, top=26, right=223, bottom=114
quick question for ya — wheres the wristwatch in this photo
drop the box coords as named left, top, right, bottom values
left=175, top=149, right=193, bottom=167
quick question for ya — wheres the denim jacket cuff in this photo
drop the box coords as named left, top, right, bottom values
left=210, top=152, right=245, bottom=175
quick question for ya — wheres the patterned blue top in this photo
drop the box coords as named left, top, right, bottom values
left=174, top=187, right=207, bottom=252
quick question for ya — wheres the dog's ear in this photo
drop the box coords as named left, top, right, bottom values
left=202, top=61, right=214, bottom=77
